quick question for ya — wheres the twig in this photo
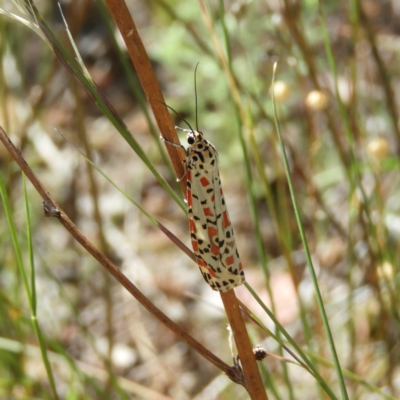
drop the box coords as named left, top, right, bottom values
left=90, top=0, right=265, bottom=395
left=103, top=0, right=186, bottom=194
left=196, top=1, right=269, bottom=398
left=0, top=126, right=242, bottom=385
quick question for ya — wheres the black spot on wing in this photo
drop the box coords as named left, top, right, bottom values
left=195, top=150, right=205, bottom=163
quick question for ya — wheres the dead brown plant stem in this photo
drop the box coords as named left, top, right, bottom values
left=0, top=126, right=241, bottom=384
left=221, top=291, right=269, bottom=399
left=104, top=0, right=267, bottom=396
left=103, top=0, right=186, bottom=194
left=196, top=1, right=268, bottom=398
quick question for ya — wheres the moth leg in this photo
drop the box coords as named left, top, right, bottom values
left=177, top=159, right=187, bottom=182
left=174, top=125, right=194, bottom=134
left=160, top=135, right=186, bottom=151
left=160, top=135, right=188, bottom=182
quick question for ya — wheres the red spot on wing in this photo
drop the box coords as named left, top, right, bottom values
left=200, top=177, right=210, bottom=187
left=223, top=211, right=230, bottom=228
left=208, top=226, right=217, bottom=239
left=192, top=240, right=199, bottom=252
left=208, top=268, right=217, bottom=277
left=226, top=256, right=234, bottom=265
left=198, top=259, right=216, bottom=277
left=187, top=170, right=192, bottom=180
left=203, top=207, right=213, bottom=216
left=206, top=226, right=219, bottom=254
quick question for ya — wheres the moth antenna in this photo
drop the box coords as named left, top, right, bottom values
left=155, top=100, right=194, bottom=133
left=194, top=62, right=200, bottom=132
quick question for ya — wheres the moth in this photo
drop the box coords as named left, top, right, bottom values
left=162, top=124, right=245, bottom=292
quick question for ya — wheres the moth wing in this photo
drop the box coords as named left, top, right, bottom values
left=188, top=156, right=244, bottom=292
left=212, top=169, right=245, bottom=289
left=188, top=166, right=221, bottom=290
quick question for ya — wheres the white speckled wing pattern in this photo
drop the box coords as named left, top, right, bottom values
left=175, top=130, right=245, bottom=291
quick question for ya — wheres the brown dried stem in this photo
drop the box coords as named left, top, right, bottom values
left=103, top=0, right=186, bottom=194
left=103, top=0, right=267, bottom=397
left=196, top=1, right=269, bottom=397
left=0, top=126, right=241, bottom=385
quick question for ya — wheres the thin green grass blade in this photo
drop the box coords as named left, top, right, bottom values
left=24, top=174, right=36, bottom=314
left=317, top=2, right=374, bottom=224
left=216, top=4, right=294, bottom=396
left=319, top=0, right=400, bottom=389
left=33, top=257, right=132, bottom=399
left=245, top=282, right=339, bottom=400
left=0, top=3, right=46, bottom=41
left=271, top=64, right=349, bottom=400
left=0, top=172, right=59, bottom=398
left=23, top=174, right=60, bottom=400
left=0, top=337, right=116, bottom=400
left=64, top=139, right=195, bottom=261
left=303, top=350, right=399, bottom=400
left=318, top=3, right=397, bottom=294
left=95, top=0, right=176, bottom=182
left=22, top=1, right=185, bottom=213
left=246, top=103, right=316, bottom=375
left=243, top=286, right=395, bottom=399
left=0, top=172, right=30, bottom=300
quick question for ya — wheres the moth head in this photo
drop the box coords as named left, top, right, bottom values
left=187, top=130, right=203, bottom=145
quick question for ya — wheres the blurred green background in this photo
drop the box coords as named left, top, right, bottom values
left=0, top=0, right=399, bottom=399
